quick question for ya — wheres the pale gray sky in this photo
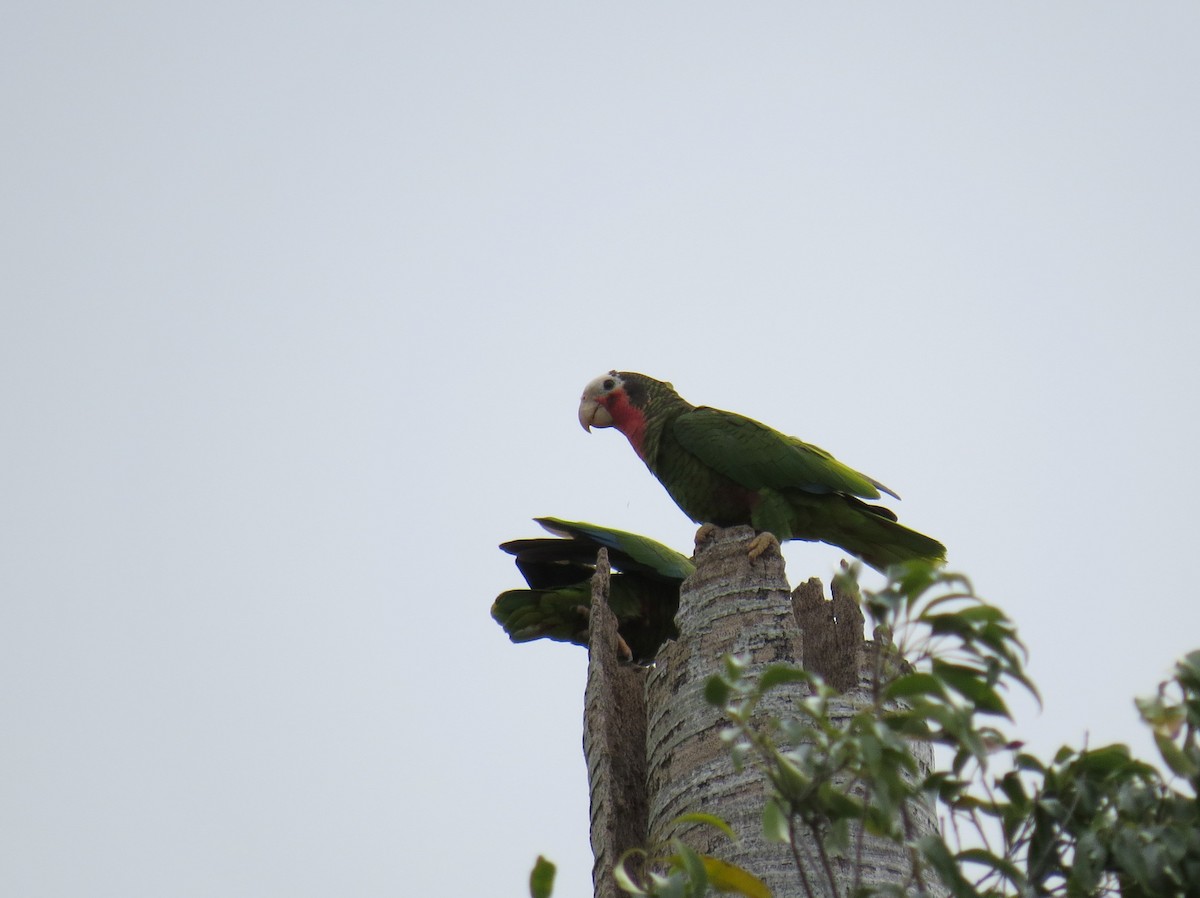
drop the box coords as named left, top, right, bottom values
left=3, top=4, right=1198, bottom=897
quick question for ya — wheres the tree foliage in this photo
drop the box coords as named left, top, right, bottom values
left=530, top=562, right=1200, bottom=898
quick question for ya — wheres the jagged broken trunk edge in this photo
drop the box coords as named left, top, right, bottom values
left=793, top=576, right=945, bottom=897
left=645, top=526, right=805, bottom=896
left=583, top=549, right=649, bottom=898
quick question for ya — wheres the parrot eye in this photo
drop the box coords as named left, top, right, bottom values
left=603, top=378, right=615, bottom=391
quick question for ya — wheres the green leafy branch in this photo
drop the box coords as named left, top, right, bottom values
left=1007, top=651, right=1200, bottom=898
left=526, top=564, right=1200, bottom=898
left=703, top=561, right=1038, bottom=898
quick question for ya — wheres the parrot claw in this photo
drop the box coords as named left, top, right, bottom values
left=583, top=607, right=633, bottom=662
left=579, top=603, right=634, bottom=662
left=747, top=531, right=780, bottom=561
left=693, top=523, right=718, bottom=548
left=615, top=633, right=634, bottom=663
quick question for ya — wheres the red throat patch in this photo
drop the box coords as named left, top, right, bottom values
left=602, top=389, right=649, bottom=458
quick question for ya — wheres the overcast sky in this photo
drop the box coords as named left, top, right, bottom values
left=3, top=4, right=1198, bottom=897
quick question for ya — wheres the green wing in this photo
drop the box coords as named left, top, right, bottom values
left=533, top=516, right=695, bottom=581
left=492, top=518, right=691, bottom=657
left=491, top=576, right=679, bottom=661
left=492, top=583, right=592, bottom=647
left=493, top=518, right=690, bottom=663
left=672, top=407, right=899, bottom=500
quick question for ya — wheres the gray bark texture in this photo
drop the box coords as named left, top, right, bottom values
left=585, top=526, right=946, bottom=898
left=645, top=526, right=803, bottom=893
left=583, top=550, right=649, bottom=898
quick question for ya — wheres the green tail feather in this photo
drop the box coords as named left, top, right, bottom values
left=821, top=496, right=946, bottom=571
left=766, top=490, right=946, bottom=572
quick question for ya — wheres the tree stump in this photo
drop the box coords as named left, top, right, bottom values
left=585, top=527, right=945, bottom=898
left=644, top=526, right=803, bottom=893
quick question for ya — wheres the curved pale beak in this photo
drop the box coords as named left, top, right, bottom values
left=578, top=397, right=614, bottom=431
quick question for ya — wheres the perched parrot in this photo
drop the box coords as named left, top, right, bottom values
left=491, top=517, right=693, bottom=663
left=577, top=371, right=946, bottom=571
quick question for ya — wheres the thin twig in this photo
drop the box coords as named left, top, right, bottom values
left=852, top=811, right=866, bottom=897
left=807, top=813, right=843, bottom=898
left=787, top=812, right=821, bottom=898
left=899, top=802, right=929, bottom=895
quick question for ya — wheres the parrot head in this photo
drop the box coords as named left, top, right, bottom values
left=577, top=371, right=625, bottom=431
left=579, top=371, right=671, bottom=459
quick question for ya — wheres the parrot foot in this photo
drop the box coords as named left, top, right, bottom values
left=747, top=531, right=780, bottom=561
left=579, top=604, right=633, bottom=662
left=615, top=633, right=633, bottom=663
left=693, top=522, right=719, bottom=548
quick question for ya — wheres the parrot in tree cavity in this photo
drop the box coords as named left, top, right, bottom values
left=577, top=371, right=946, bottom=571
left=491, top=517, right=693, bottom=664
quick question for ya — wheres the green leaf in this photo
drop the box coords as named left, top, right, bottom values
left=925, top=614, right=975, bottom=640
left=917, top=834, right=979, bottom=898
left=1052, top=745, right=1077, bottom=765
left=758, top=664, right=811, bottom=693
left=1154, top=731, right=1199, bottom=778
left=723, top=654, right=748, bottom=680
left=669, top=841, right=708, bottom=898
left=1015, top=752, right=1046, bottom=774
left=529, top=856, right=556, bottom=898
left=1074, top=743, right=1133, bottom=776
left=705, top=675, right=731, bottom=707
left=650, top=871, right=687, bottom=898
left=729, top=740, right=750, bottom=772
left=614, top=849, right=649, bottom=896
left=1036, top=796, right=1068, bottom=821
left=1175, top=649, right=1200, bottom=693
left=931, top=660, right=1009, bottom=716
left=1071, top=829, right=1105, bottom=893
left=884, top=672, right=946, bottom=701
left=956, top=847, right=1025, bottom=888
left=996, top=770, right=1028, bottom=809
left=701, top=855, right=773, bottom=898
left=891, top=560, right=942, bottom=599
left=817, top=782, right=865, bottom=821
left=950, top=604, right=1006, bottom=624
left=673, top=812, right=739, bottom=842
left=762, top=797, right=790, bottom=844
left=769, top=753, right=811, bottom=802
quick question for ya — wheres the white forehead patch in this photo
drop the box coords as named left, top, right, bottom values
left=581, top=371, right=624, bottom=398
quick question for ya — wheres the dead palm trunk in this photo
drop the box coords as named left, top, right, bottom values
left=584, top=525, right=944, bottom=898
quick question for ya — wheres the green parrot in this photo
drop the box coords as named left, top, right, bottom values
left=577, top=371, right=946, bottom=571
left=491, top=516, right=693, bottom=663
